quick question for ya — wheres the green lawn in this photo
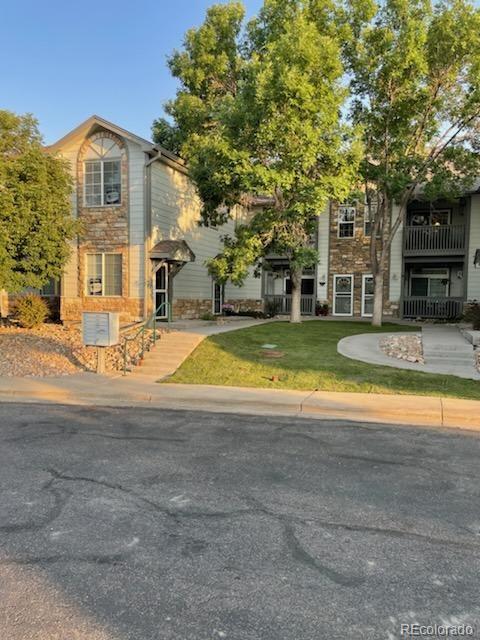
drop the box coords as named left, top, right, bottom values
left=166, top=320, right=480, bottom=400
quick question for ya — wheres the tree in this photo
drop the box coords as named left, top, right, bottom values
left=0, top=110, right=77, bottom=312
left=151, top=117, right=182, bottom=156
left=160, top=0, right=359, bottom=322
left=343, top=0, right=480, bottom=325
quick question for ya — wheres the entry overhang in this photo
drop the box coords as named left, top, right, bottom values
left=149, top=240, right=196, bottom=263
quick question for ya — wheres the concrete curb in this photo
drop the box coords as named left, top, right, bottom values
left=1, top=381, right=479, bottom=431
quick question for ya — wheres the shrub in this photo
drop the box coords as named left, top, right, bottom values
left=265, top=299, right=282, bottom=318
left=13, top=293, right=49, bottom=328
left=200, top=312, right=216, bottom=321
left=315, top=302, right=329, bottom=316
left=238, top=309, right=266, bottom=319
left=464, top=301, right=480, bottom=330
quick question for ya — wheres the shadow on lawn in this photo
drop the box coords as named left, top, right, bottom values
left=179, top=320, right=480, bottom=399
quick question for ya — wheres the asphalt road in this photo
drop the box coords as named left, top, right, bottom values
left=0, top=403, right=479, bottom=640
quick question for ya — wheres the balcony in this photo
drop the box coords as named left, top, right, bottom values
left=403, top=225, right=466, bottom=256
left=264, top=295, right=315, bottom=315
left=403, top=297, right=464, bottom=319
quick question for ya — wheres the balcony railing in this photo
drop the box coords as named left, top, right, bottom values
left=403, top=297, right=464, bottom=319
left=403, top=225, right=466, bottom=255
left=264, top=295, right=315, bottom=315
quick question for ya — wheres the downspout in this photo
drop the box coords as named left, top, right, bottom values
left=143, top=151, right=162, bottom=319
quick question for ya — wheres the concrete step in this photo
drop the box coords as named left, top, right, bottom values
left=426, top=357, right=474, bottom=367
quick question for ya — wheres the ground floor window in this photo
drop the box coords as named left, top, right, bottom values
left=40, top=278, right=60, bottom=297
left=362, top=275, right=374, bottom=317
left=409, top=267, right=449, bottom=297
left=86, top=253, right=122, bottom=297
left=333, top=274, right=353, bottom=316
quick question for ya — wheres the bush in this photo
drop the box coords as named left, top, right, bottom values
left=464, top=301, right=480, bottom=330
left=238, top=309, right=266, bottom=319
left=200, top=312, right=216, bottom=321
left=265, top=299, right=282, bottom=318
left=13, top=294, right=49, bottom=328
left=315, top=302, right=329, bottom=316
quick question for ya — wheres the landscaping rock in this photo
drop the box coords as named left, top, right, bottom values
left=380, top=334, right=424, bottom=364
left=0, top=323, right=159, bottom=377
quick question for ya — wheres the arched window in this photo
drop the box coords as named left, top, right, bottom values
left=84, top=137, right=122, bottom=207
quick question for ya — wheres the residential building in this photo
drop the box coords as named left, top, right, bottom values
left=3, top=115, right=480, bottom=322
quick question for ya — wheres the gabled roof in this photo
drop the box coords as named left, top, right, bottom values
left=46, top=115, right=156, bottom=154
left=45, top=115, right=187, bottom=173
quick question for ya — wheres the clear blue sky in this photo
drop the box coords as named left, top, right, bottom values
left=0, top=0, right=263, bottom=144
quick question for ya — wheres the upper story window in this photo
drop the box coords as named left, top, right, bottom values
left=338, top=206, right=356, bottom=238
left=364, top=198, right=380, bottom=237
left=84, top=137, right=122, bottom=207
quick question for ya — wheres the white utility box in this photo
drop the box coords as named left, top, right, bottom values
left=82, top=312, right=120, bottom=347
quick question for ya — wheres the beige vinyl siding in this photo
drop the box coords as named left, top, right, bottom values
left=127, top=141, right=145, bottom=298
left=317, top=205, right=330, bottom=301
left=389, top=203, right=403, bottom=302
left=151, top=162, right=259, bottom=301
left=224, top=268, right=262, bottom=300
left=467, top=194, right=480, bottom=299
left=57, top=144, right=79, bottom=299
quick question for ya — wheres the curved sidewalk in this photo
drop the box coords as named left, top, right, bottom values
left=338, top=332, right=480, bottom=381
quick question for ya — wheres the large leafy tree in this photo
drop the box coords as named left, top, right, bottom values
left=0, top=110, right=77, bottom=312
left=343, top=0, right=480, bottom=325
left=160, top=0, right=359, bottom=322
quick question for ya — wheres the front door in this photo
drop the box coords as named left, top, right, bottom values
left=213, top=281, right=223, bottom=315
left=154, top=264, right=169, bottom=319
left=333, top=274, right=353, bottom=316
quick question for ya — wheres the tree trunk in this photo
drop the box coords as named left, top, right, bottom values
left=371, top=271, right=384, bottom=327
left=0, top=289, right=7, bottom=319
left=290, top=266, right=302, bottom=324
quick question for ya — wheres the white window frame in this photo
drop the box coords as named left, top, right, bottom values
left=361, top=274, right=374, bottom=317
left=84, top=158, right=122, bottom=208
left=85, top=253, right=122, bottom=297
left=212, top=280, right=223, bottom=315
left=333, top=274, right=354, bottom=316
left=338, top=205, right=356, bottom=239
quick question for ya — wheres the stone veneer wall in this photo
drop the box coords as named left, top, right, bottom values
left=328, top=202, right=395, bottom=317
left=61, top=130, right=143, bottom=323
left=172, top=298, right=264, bottom=320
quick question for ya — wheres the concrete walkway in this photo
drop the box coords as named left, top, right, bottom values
left=338, top=329, right=480, bottom=381
left=131, top=317, right=274, bottom=382
left=0, top=373, right=479, bottom=430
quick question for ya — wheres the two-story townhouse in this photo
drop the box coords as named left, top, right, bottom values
left=31, top=115, right=264, bottom=323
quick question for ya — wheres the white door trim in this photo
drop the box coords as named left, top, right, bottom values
left=333, top=274, right=354, bottom=316
left=153, top=262, right=169, bottom=319
left=361, top=274, right=373, bottom=317
left=212, top=280, right=223, bottom=315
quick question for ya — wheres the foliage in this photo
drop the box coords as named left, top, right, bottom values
left=13, top=293, right=49, bottom=328
left=264, top=298, right=282, bottom=318
left=464, top=301, right=480, bottom=330
left=341, top=0, right=480, bottom=324
left=159, top=1, right=360, bottom=322
left=200, top=311, right=216, bottom=321
left=166, top=321, right=480, bottom=400
left=315, top=302, right=329, bottom=316
left=151, top=117, right=182, bottom=156
left=0, top=110, right=78, bottom=293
